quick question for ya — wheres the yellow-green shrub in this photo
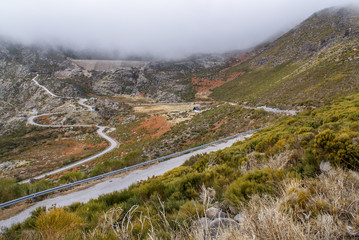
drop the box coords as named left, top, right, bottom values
left=225, top=168, right=284, bottom=208
left=35, top=208, right=83, bottom=240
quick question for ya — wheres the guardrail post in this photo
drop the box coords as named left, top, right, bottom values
left=31, top=198, right=35, bottom=203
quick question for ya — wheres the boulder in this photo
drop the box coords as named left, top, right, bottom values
left=192, top=217, right=211, bottom=229
left=319, top=161, right=332, bottom=173
left=206, top=207, right=226, bottom=220
left=234, top=213, right=245, bottom=223
left=210, top=218, right=238, bottom=229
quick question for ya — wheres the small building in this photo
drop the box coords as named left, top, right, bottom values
left=193, top=107, right=201, bottom=112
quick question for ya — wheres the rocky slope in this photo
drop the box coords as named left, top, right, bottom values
left=0, top=41, right=68, bottom=134
left=0, top=40, right=229, bottom=134
left=211, top=7, right=359, bottom=108
left=1, top=6, right=359, bottom=240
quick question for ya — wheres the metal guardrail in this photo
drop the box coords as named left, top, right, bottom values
left=0, top=127, right=266, bottom=209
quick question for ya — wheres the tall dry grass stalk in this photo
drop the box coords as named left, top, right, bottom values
left=96, top=168, right=358, bottom=240
left=228, top=168, right=359, bottom=240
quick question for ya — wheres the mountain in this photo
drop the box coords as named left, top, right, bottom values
left=210, top=7, right=359, bottom=108
left=0, top=40, right=229, bottom=134
left=1, top=6, right=359, bottom=240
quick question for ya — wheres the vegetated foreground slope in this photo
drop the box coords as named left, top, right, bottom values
left=1, top=6, right=359, bottom=239
left=0, top=104, right=277, bottom=206
left=211, top=7, right=359, bottom=108
left=3, top=89, right=358, bottom=240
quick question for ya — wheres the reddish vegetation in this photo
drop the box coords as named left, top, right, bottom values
left=1, top=134, right=107, bottom=180
left=134, top=116, right=173, bottom=138
left=227, top=72, right=245, bottom=81
left=192, top=71, right=244, bottom=99
left=184, top=139, right=196, bottom=146
left=191, top=51, right=259, bottom=99
left=36, top=115, right=52, bottom=125
left=220, top=67, right=231, bottom=72
left=59, top=141, right=107, bottom=156
left=60, top=142, right=87, bottom=155
left=213, top=119, right=229, bottom=130
left=120, top=151, right=128, bottom=157
left=228, top=53, right=254, bottom=67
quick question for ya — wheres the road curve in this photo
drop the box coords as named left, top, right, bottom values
left=23, top=75, right=118, bottom=183
left=0, top=134, right=250, bottom=229
left=31, top=74, right=58, bottom=97
left=227, top=102, right=298, bottom=115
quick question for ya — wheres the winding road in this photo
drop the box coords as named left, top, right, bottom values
left=228, top=102, right=298, bottom=115
left=25, top=75, right=298, bottom=183
left=0, top=74, right=301, bottom=230
left=0, top=133, right=250, bottom=230
left=22, top=75, right=118, bottom=183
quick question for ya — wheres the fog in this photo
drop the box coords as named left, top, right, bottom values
left=0, top=0, right=356, bottom=59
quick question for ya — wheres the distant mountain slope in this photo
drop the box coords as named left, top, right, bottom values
left=0, top=39, right=230, bottom=133
left=211, top=7, right=359, bottom=108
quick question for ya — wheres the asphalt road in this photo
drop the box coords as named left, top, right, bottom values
left=0, top=134, right=250, bottom=230
left=22, top=76, right=118, bottom=183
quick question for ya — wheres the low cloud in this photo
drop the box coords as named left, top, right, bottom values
left=0, top=0, right=356, bottom=58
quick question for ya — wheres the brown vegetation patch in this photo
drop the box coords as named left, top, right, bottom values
left=133, top=103, right=194, bottom=115
left=96, top=94, right=154, bottom=104
left=228, top=53, right=253, bottom=67
left=134, top=116, right=173, bottom=138
left=0, top=132, right=107, bottom=180
left=59, top=141, right=107, bottom=156
left=133, top=103, right=196, bottom=124
left=192, top=71, right=244, bottom=99
left=213, top=119, right=229, bottom=130
left=227, top=72, right=245, bottom=81
left=36, top=115, right=51, bottom=125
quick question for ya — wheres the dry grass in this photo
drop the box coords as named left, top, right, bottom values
left=133, top=116, right=173, bottom=138
left=132, top=103, right=195, bottom=115
left=9, top=167, right=357, bottom=240
left=241, top=149, right=301, bottom=173
left=100, top=94, right=155, bottom=104
left=132, top=103, right=199, bottom=124
left=220, top=168, right=359, bottom=240
left=0, top=130, right=106, bottom=180
left=168, top=168, right=358, bottom=240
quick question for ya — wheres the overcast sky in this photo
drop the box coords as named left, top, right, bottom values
left=0, top=0, right=357, bottom=58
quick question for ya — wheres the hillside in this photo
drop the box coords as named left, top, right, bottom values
left=211, top=7, right=359, bottom=108
left=1, top=6, right=359, bottom=240
left=0, top=41, right=231, bottom=134
left=3, top=83, right=358, bottom=240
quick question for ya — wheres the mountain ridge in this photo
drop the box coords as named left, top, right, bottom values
left=210, top=6, right=359, bottom=108
left=1, top=6, right=359, bottom=239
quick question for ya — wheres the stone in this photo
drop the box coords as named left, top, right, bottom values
left=206, top=207, right=226, bottom=220
left=234, top=213, right=245, bottom=223
left=192, top=217, right=211, bottom=229
left=319, top=161, right=332, bottom=173
left=209, top=218, right=238, bottom=229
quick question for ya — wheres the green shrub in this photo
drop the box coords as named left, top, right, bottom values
left=225, top=168, right=284, bottom=208
left=314, top=129, right=359, bottom=169
left=35, top=208, right=83, bottom=239
left=59, top=171, right=85, bottom=183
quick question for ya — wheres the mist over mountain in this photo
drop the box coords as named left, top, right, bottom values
left=0, top=0, right=357, bottom=59
left=1, top=3, right=359, bottom=239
